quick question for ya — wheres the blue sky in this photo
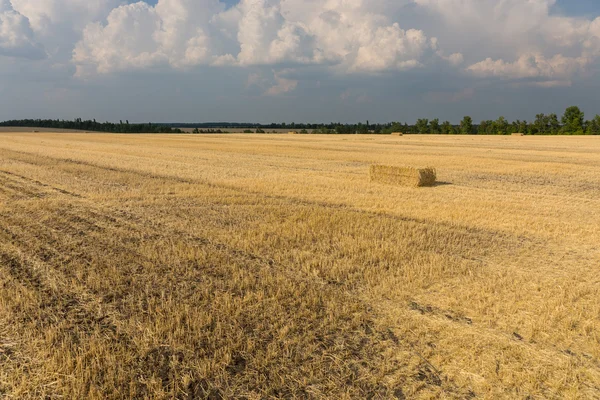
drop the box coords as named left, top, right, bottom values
left=555, top=0, right=600, bottom=16
left=1, top=0, right=599, bottom=123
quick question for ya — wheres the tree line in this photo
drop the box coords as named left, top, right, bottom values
left=169, top=106, right=599, bottom=135
left=276, top=106, right=596, bottom=135
left=0, top=118, right=184, bottom=134
left=2, top=106, right=599, bottom=135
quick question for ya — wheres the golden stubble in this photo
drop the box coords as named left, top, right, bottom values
left=0, top=132, right=599, bottom=399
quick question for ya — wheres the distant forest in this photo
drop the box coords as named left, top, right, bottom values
left=2, top=106, right=599, bottom=135
left=0, top=119, right=184, bottom=134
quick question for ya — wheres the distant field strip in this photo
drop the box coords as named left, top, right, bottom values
left=0, top=133, right=599, bottom=399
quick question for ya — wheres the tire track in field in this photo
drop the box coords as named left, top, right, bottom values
left=0, top=240, right=146, bottom=398
left=0, top=171, right=47, bottom=199
left=0, top=215, right=225, bottom=399
left=0, top=170, right=83, bottom=198
left=0, top=192, right=205, bottom=398
left=0, top=246, right=123, bottom=339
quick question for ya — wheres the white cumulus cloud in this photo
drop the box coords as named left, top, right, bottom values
left=73, top=2, right=165, bottom=75
left=10, top=0, right=123, bottom=33
left=414, top=0, right=600, bottom=82
left=0, top=0, right=44, bottom=59
left=70, top=0, right=441, bottom=75
left=468, top=53, right=589, bottom=80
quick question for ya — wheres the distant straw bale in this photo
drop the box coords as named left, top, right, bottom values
left=512, top=133, right=525, bottom=136
left=288, top=131, right=299, bottom=135
left=392, top=132, right=403, bottom=136
left=370, top=165, right=437, bottom=187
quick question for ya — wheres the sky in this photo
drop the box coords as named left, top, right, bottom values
left=0, top=0, right=599, bottom=124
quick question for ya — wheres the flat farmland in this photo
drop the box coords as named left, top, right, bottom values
left=0, top=132, right=599, bottom=399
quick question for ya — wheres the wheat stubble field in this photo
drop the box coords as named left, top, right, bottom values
left=0, top=132, right=599, bottom=399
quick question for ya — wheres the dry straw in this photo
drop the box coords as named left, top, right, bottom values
left=391, top=132, right=404, bottom=136
left=288, top=131, right=299, bottom=135
left=370, top=165, right=437, bottom=187
left=512, top=133, right=525, bottom=136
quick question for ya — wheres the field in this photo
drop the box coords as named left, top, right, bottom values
left=0, top=132, right=599, bottom=399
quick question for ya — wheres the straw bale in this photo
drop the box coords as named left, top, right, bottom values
left=370, top=165, right=436, bottom=187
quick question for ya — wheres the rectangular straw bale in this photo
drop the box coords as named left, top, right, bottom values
left=512, top=133, right=524, bottom=136
left=391, top=132, right=403, bottom=136
left=370, top=165, right=436, bottom=187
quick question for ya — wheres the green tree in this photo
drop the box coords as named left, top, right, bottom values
left=562, top=106, right=584, bottom=134
left=587, top=115, right=600, bottom=135
left=356, top=123, right=368, bottom=134
left=548, top=114, right=560, bottom=134
left=484, top=120, right=496, bottom=135
left=515, top=120, right=528, bottom=135
left=429, top=118, right=440, bottom=134
left=478, top=120, right=490, bottom=135
left=441, top=121, right=453, bottom=134
left=533, top=113, right=549, bottom=135
left=494, top=116, right=509, bottom=135
left=460, top=116, right=473, bottom=134
left=416, top=118, right=429, bottom=134
left=382, top=122, right=402, bottom=134
left=510, top=120, right=525, bottom=135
